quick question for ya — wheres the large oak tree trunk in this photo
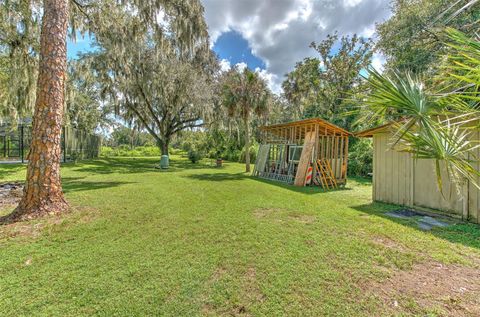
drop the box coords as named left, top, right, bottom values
left=244, top=117, right=251, bottom=173
left=161, top=141, right=169, bottom=156
left=159, top=138, right=169, bottom=156
left=6, top=0, right=69, bottom=222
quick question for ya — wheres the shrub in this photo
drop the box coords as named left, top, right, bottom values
left=348, top=138, right=373, bottom=177
left=70, top=151, right=81, bottom=163
left=100, top=146, right=161, bottom=157
left=188, top=149, right=203, bottom=163
left=238, top=142, right=258, bottom=163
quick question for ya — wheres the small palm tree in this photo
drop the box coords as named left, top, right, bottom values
left=359, top=31, right=480, bottom=194
left=222, top=67, right=270, bottom=172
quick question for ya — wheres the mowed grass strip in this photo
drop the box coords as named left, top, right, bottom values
left=1, top=157, right=480, bottom=316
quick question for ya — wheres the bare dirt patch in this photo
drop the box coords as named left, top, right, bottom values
left=243, top=266, right=266, bottom=303
left=252, top=208, right=279, bottom=219
left=371, top=235, right=405, bottom=251
left=367, top=261, right=480, bottom=316
left=202, top=266, right=265, bottom=317
left=0, top=205, right=97, bottom=243
left=0, top=182, right=24, bottom=211
left=211, top=266, right=227, bottom=282
left=0, top=221, right=46, bottom=241
left=288, top=213, right=316, bottom=224
left=253, top=208, right=316, bottom=224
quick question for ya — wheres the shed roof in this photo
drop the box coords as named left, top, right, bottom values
left=355, top=122, right=395, bottom=137
left=260, top=118, right=350, bottom=135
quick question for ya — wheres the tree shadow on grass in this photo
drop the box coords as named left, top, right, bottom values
left=352, top=202, right=480, bottom=250
left=61, top=177, right=136, bottom=193
left=71, top=157, right=217, bottom=175
left=184, top=172, right=250, bottom=182
left=160, top=159, right=223, bottom=173
left=69, top=158, right=159, bottom=175
left=184, top=171, right=353, bottom=195
left=348, top=176, right=372, bottom=185
left=0, top=176, right=135, bottom=225
left=252, top=177, right=353, bottom=195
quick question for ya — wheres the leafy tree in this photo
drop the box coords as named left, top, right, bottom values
left=0, top=55, right=7, bottom=109
left=282, top=58, right=322, bottom=120
left=0, top=0, right=41, bottom=120
left=65, top=61, right=112, bottom=132
left=107, top=126, right=156, bottom=148
left=376, top=0, right=480, bottom=75
left=79, top=0, right=214, bottom=158
left=348, top=139, right=373, bottom=177
left=89, top=53, right=214, bottom=156
left=282, top=33, right=373, bottom=129
left=1, top=0, right=212, bottom=221
left=222, top=67, right=271, bottom=172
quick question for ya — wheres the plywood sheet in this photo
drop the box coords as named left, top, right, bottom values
left=253, top=144, right=270, bottom=176
left=294, top=132, right=315, bottom=186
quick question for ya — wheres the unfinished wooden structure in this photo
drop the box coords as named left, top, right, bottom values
left=253, top=118, right=350, bottom=188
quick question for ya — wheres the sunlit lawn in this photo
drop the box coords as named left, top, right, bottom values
left=1, top=156, right=480, bottom=316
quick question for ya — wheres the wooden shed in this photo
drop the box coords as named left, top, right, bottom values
left=357, top=123, right=480, bottom=224
left=253, top=118, right=350, bottom=188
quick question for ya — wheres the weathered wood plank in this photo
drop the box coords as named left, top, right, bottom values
left=294, top=131, right=315, bottom=186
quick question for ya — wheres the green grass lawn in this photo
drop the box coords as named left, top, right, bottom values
left=1, top=157, right=480, bottom=316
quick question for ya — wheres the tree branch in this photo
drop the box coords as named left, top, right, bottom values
left=124, top=97, right=162, bottom=145
left=172, top=121, right=204, bottom=134
left=70, top=0, right=91, bottom=19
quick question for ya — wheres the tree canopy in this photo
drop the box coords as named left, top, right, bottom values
left=222, top=67, right=271, bottom=172
left=282, top=33, right=373, bottom=129
left=376, top=0, right=480, bottom=75
left=0, top=0, right=212, bottom=129
left=67, top=0, right=215, bottom=156
left=0, top=0, right=41, bottom=119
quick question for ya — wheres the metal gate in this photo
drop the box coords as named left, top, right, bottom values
left=1, top=124, right=100, bottom=163
left=0, top=129, right=25, bottom=161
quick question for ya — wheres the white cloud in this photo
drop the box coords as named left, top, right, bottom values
left=343, top=0, right=364, bottom=8
left=255, top=67, right=281, bottom=94
left=371, top=53, right=386, bottom=73
left=235, top=62, right=248, bottom=72
left=202, top=0, right=392, bottom=93
left=219, top=59, right=231, bottom=72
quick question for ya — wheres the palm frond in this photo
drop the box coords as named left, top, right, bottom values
left=362, top=64, right=480, bottom=194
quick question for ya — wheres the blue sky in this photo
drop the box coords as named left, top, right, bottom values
left=67, top=34, right=94, bottom=60
left=212, top=31, right=266, bottom=70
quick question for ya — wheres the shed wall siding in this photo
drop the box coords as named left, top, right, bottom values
left=413, top=159, right=463, bottom=215
left=373, top=133, right=412, bottom=206
left=373, top=132, right=476, bottom=222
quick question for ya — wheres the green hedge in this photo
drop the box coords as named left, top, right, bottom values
left=100, top=146, right=160, bottom=157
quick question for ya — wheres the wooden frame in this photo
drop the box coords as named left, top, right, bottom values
left=256, top=118, right=351, bottom=187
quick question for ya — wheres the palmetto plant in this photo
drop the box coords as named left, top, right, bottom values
left=443, top=28, right=480, bottom=105
left=361, top=28, right=480, bottom=194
